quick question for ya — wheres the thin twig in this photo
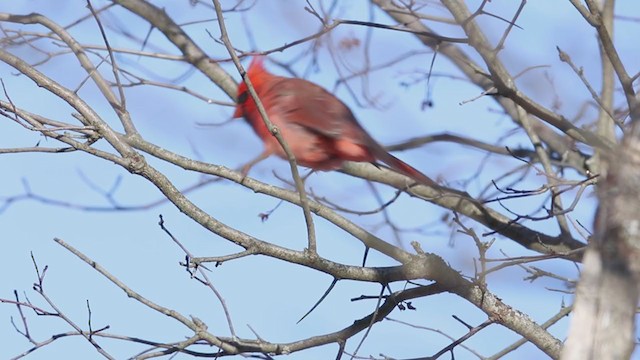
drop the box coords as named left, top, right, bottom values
left=211, top=0, right=318, bottom=253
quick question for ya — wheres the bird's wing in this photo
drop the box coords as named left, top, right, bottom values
left=267, top=78, right=371, bottom=144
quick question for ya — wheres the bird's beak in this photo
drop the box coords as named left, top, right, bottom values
left=232, top=106, right=242, bottom=119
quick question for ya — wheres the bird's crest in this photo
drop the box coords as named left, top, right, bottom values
left=247, top=56, right=266, bottom=76
left=234, top=56, right=269, bottom=118
left=244, top=56, right=271, bottom=89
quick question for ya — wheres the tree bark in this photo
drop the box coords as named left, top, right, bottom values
left=562, top=128, right=640, bottom=359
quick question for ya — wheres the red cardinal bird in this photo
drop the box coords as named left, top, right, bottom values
left=233, top=57, right=435, bottom=186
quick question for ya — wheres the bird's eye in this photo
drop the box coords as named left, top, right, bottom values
left=238, top=91, right=248, bottom=103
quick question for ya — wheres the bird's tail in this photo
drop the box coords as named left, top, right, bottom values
left=373, top=147, right=437, bottom=187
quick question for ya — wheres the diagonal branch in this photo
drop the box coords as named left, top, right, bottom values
left=112, top=0, right=237, bottom=99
